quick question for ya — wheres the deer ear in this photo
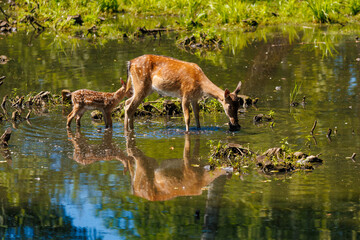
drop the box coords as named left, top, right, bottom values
left=120, top=78, right=125, bottom=86
left=233, top=81, right=242, bottom=95
left=224, top=89, right=230, bottom=99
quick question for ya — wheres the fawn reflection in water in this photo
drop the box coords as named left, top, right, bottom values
left=67, top=129, right=226, bottom=201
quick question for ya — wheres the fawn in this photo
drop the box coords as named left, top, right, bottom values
left=67, top=79, right=131, bottom=128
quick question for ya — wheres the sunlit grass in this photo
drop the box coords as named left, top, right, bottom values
left=305, top=0, right=341, bottom=23
left=348, top=0, right=360, bottom=15
left=9, top=0, right=360, bottom=48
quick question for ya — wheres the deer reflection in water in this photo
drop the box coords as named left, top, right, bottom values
left=126, top=134, right=226, bottom=201
left=67, top=130, right=226, bottom=201
left=67, top=129, right=129, bottom=168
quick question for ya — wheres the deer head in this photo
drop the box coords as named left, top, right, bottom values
left=222, top=81, right=242, bottom=131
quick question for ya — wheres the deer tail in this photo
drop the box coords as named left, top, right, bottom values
left=125, top=61, right=133, bottom=93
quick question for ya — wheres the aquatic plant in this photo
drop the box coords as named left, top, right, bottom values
left=289, top=80, right=302, bottom=106
left=210, top=0, right=248, bottom=24
left=305, top=0, right=340, bottom=23
left=208, top=141, right=323, bottom=174
left=348, top=0, right=360, bottom=15
left=99, top=0, right=119, bottom=12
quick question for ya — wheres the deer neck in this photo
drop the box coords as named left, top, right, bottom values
left=114, top=88, right=125, bottom=102
left=201, top=80, right=225, bottom=102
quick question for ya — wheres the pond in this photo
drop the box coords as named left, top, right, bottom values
left=0, top=25, right=360, bottom=239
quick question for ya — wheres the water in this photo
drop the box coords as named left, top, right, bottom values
left=1, top=25, right=360, bottom=239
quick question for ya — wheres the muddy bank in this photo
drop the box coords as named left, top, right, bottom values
left=0, top=91, right=63, bottom=127
left=208, top=142, right=323, bottom=174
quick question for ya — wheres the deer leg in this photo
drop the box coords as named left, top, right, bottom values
left=75, top=108, right=86, bottom=127
left=191, top=101, right=201, bottom=130
left=124, top=96, right=133, bottom=131
left=182, top=99, right=191, bottom=132
left=125, top=94, right=145, bottom=131
left=67, top=106, right=79, bottom=128
left=67, top=109, right=75, bottom=127
left=103, top=110, right=113, bottom=128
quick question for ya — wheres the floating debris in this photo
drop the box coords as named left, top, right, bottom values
left=178, top=33, right=223, bottom=51
left=209, top=142, right=323, bottom=175
left=136, top=26, right=168, bottom=38
left=0, top=20, right=16, bottom=33
left=253, top=113, right=273, bottom=123
left=67, top=14, right=83, bottom=25
left=0, top=55, right=9, bottom=64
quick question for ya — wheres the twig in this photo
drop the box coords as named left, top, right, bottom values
left=346, top=153, right=356, bottom=162
left=0, top=127, right=11, bottom=146
left=1, top=95, right=7, bottom=110
left=11, top=110, right=20, bottom=122
left=25, top=109, right=31, bottom=120
left=326, top=128, right=332, bottom=140
left=310, top=120, right=317, bottom=135
left=0, top=7, right=9, bottom=22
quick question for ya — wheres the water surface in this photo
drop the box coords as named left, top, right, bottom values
left=0, top=25, right=360, bottom=239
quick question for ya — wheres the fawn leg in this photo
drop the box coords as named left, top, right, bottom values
left=67, top=106, right=79, bottom=127
left=103, top=110, right=113, bottom=128
left=75, top=108, right=86, bottom=127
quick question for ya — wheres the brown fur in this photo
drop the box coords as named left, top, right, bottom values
left=67, top=79, right=131, bottom=128
left=124, top=54, right=242, bottom=132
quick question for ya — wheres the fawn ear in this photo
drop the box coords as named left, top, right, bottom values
left=120, top=78, right=125, bottom=86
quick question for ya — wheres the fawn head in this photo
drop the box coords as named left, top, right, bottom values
left=120, top=78, right=133, bottom=98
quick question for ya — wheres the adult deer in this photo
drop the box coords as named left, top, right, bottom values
left=67, top=79, right=131, bottom=128
left=124, top=54, right=242, bottom=132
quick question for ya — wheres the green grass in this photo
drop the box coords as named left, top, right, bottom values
left=290, top=80, right=302, bottom=105
left=305, top=0, right=340, bottom=23
left=6, top=0, right=360, bottom=43
left=349, top=0, right=360, bottom=15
